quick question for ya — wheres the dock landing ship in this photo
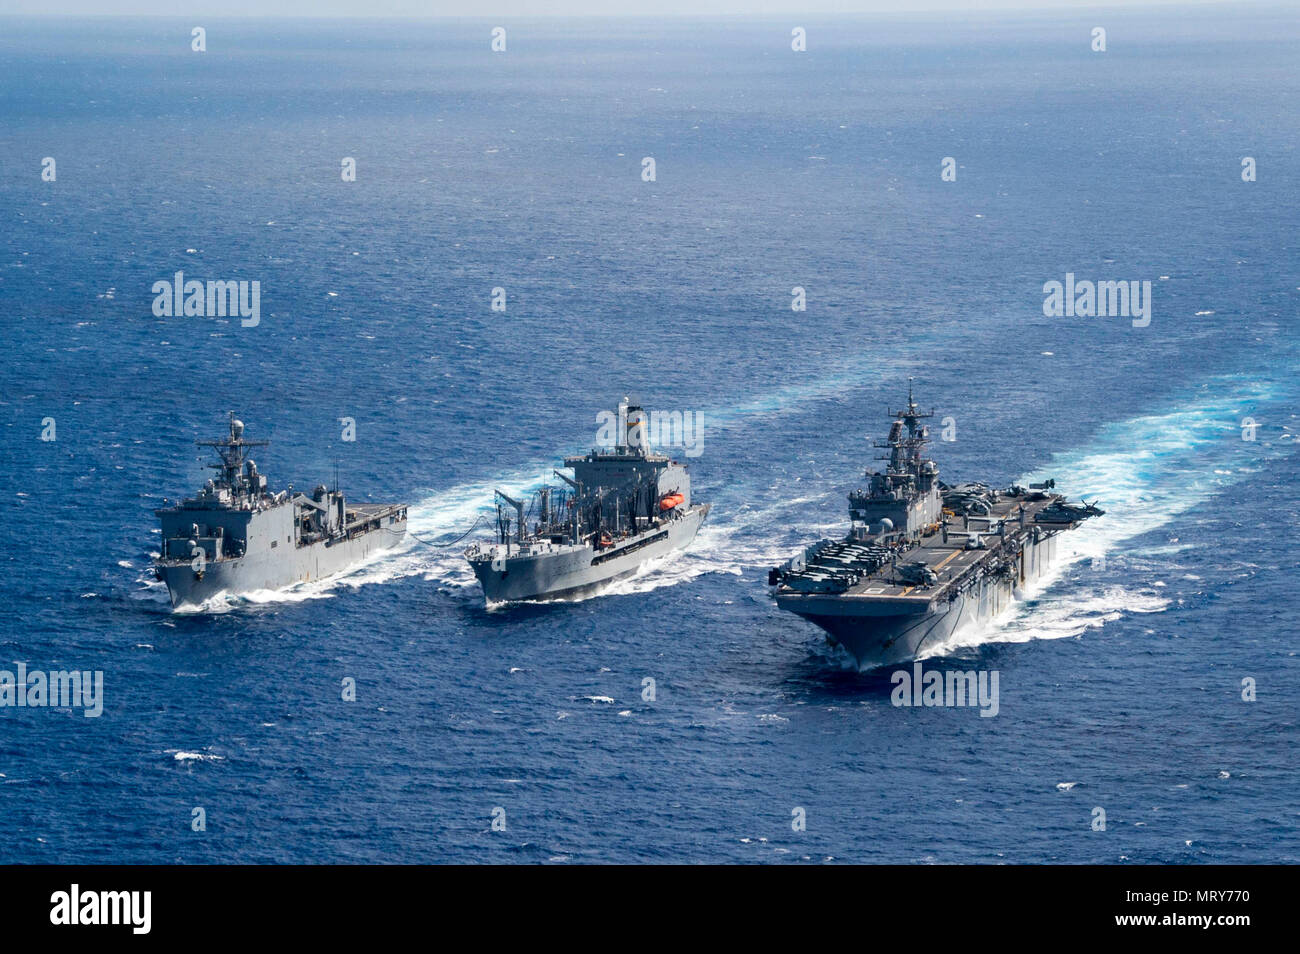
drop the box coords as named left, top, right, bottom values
left=769, top=386, right=1102, bottom=669
left=466, top=398, right=709, bottom=604
left=153, top=413, right=407, bottom=609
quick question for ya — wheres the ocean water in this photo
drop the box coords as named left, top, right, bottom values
left=1, top=9, right=1297, bottom=863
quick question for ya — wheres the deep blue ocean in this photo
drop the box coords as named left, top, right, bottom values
left=1, top=9, right=1297, bottom=863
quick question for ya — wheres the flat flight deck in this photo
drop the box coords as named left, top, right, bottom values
left=781, top=493, right=1067, bottom=607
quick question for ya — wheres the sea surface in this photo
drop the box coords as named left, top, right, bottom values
left=1, top=8, right=1297, bottom=863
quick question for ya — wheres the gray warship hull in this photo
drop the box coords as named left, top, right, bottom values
left=777, top=524, right=1060, bottom=669
left=469, top=503, right=708, bottom=604
left=159, top=507, right=407, bottom=609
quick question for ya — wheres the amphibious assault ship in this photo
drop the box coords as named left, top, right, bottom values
left=466, top=399, right=709, bottom=604
left=769, top=385, right=1102, bottom=668
left=153, top=413, right=408, bottom=609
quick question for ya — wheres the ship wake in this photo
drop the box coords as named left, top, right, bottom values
left=910, top=373, right=1293, bottom=661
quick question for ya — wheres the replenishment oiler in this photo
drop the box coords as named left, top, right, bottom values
left=769, top=385, right=1102, bottom=668
left=466, top=398, right=709, bottom=604
left=153, top=413, right=408, bottom=609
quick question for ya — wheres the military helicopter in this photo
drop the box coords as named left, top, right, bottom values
left=1034, top=498, right=1105, bottom=524
left=896, top=560, right=939, bottom=587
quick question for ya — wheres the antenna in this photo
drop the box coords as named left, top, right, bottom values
left=197, top=412, right=268, bottom=495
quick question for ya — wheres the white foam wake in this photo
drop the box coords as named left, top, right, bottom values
left=924, top=585, right=1172, bottom=660
left=1011, top=375, right=1288, bottom=588
left=915, top=374, right=1291, bottom=657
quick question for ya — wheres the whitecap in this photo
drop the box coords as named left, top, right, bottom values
left=172, top=751, right=223, bottom=763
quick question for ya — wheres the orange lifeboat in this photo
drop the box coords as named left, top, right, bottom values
left=658, top=493, right=685, bottom=512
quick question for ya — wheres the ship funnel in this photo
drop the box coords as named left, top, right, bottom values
left=615, top=396, right=630, bottom=449
left=625, top=403, right=649, bottom=453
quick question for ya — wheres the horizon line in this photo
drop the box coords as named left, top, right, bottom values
left=0, top=1, right=1271, bottom=20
